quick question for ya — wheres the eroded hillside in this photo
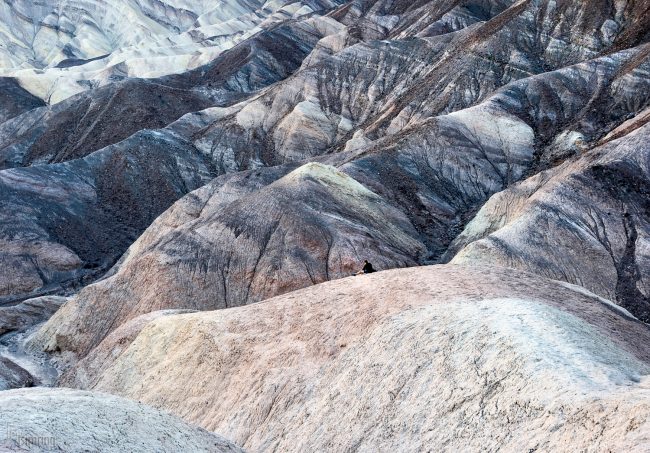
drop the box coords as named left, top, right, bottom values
left=0, top=0, right=649, bottom=451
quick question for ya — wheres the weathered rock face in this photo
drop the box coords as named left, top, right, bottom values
left=0, top=0, right=343, bottom=103
left=176, top=0, right=650, bottom=172
left=0, top=387, right=243, bottom=452
left=0, top=80, right=215, bottom=170
left=0, top=11, right=350, bottom=303
left=0, top=16, right=340, bottom=170
left=32, top=163, right=426, bottom=357
left=0, top=296, right=66, bottom=337
left=61, top=265, right=650, bottom=452
left=32, top=40, right=650, bottom=357
left=450, top=121, right=650, bottom=322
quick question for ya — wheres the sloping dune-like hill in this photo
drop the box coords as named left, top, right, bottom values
left=59, top=265, right=650, bottom=452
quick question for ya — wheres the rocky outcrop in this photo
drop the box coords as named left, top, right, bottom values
left=450, top=120, right=650, bottom=322
left=0, top=78, right=45, bottom=124
left=176, top=0, right=650, bottom=171
left=0, top=387, right=243, bottom=452
left=0, top=80, right=215, bottom=170
left=61, top=265, right=650, bottom=452
left=0, top=296, right=66, bottom=336
left=0, top=357, right=35, bottom=391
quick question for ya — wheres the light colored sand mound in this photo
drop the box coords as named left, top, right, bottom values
left=0, top=387, right=242, bottom=452
left=69, top=264, right=650, bottom=452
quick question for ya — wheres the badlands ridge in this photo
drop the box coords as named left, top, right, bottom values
left=0, top=0, right=649, bottom=451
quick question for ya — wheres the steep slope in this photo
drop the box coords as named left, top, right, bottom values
left=0, top=13, right=346, bottom=303
left=31, top=41, right=650, bottom=358
left=0, top=0, right=342, bottom=103
left=450, top=121, right=650, bottom=322
left=0, top=387, right=242, bottom=452
left=0, top=358, right=35, bottom=391
left=33, top=163, right=425, bottom=357
left=60, top=265, right=650, bottom=452
left=0, top=0, right=219, bottom=69
left=0, top=78, right=46, bottom=124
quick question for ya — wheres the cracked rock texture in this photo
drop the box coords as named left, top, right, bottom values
left=0, top=387, right=243, bottom=452
left=62, top=265, right=650, bottom=452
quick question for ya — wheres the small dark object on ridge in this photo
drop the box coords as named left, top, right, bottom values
left=355, top=260, right=376, bottom=275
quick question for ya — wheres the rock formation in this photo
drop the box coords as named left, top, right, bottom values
left=450, top=121, right=650, bottom=322
left=0, top=0, right=343, bottom=103
left=0, top=296, right=66, bottom=337
left=62, top=265, right=650, bottom=452
left=0, top=8, right=350, bottom=303
left=33, top=40, right=650, bottom=355
left=0, top=387, right=242, bottom=452
left=0, top=0, right=650, bottom=449
left=32, top=162, right=426, bottom=357
left=1, top=0, right=649, bottom=311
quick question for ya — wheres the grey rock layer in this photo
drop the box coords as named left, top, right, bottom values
left=0, top=296, right=67, bottom=391
left=0, top=296, right=66, bottom=336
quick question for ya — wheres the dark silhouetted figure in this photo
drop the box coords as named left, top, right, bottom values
left=356, top=260, right=376, bottom=275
